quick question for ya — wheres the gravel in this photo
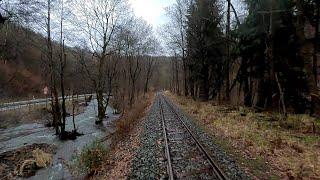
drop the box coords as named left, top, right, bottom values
left=130, top=94, right=250, bottom=179
left=164, top=96, right=250, bottom=180
left=130, top=97, right=166, bottom=179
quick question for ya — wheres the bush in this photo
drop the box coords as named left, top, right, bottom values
left=72, top=140, right=106, bottom=175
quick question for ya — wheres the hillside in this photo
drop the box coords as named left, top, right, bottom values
left=0, top=23, right=91, bottom=99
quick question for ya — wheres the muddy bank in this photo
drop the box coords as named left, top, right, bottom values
left=0, top=144, right=56, bottom=179
left=0, top=100, right=119, bottom=179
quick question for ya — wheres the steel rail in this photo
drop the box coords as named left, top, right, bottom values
left=158, top=95, right=175, bottom=180
left=161, top=94, right=228, bottom=180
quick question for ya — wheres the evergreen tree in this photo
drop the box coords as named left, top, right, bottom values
left=186, top=0, right=224, bottom=101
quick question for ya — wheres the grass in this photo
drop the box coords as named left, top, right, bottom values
left=0, top=105, right=50, bottom=128
left=0, top=101, right=86, bottom=129
left=113, top=93, right=154, bottom=143
left=166, top=92, right=320, bottom=179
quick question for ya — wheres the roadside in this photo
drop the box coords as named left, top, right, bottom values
left=0, top=100, right=86, bottom=129
left=166, top=92, right=320, bottom=179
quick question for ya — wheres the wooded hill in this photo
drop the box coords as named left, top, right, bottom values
left=0, top=23, right=171, bottom=100
left=0, top=23, right=93, bottom=99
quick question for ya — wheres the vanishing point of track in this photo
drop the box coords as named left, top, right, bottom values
left=158, top=93, right=227, bottom=180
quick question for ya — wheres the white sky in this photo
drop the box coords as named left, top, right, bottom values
left=129, top=0, right=174, bottom=28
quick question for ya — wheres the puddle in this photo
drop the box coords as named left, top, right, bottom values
left=0, top=100, right=120, bottom=179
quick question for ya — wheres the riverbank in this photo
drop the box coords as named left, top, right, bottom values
left=0, top=99, right=120, bottom=179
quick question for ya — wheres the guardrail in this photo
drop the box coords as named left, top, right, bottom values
left=0, top=94, right=96, bottom=112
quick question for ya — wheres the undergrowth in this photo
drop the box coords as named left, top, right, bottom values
left=71, top=140, right=107, bottom=177
left=113, top=93, right=154, bottom=144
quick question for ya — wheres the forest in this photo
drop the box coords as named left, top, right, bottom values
left=164, top=0, right=320, bottom=119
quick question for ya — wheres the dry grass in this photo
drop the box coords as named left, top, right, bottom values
left=93, top=115, right=145, bottom=180
left=0, top=101, right=86, bottom=129
left=0, top=106, right=50, bottom=129
left=93, top=93, right=155, bottom=179
left=0, top=143, right=56, bottom=179
left=32, top=148, right=52, bottom=168
left=70, top=140, right=107, bottom=177
left=166, top=91, right=320, bottom=179
left=113, top=93, right=154, bottom=143
left=18, top=149, right=52, bottom=177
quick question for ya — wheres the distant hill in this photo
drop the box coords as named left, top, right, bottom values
left=0, top=23, right=91, bottom=99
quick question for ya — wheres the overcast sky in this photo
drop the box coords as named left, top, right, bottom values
left=129, top=0, right=174, bottom=28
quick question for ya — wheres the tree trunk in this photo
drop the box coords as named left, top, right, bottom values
left=59, top=44, right=67, bottom=135
left=144, top=76, right=150, bottom=94
left=182, top=57, right=188, bottom=96
left=275, top=73, right=287, bottom=119
left=189, top=77, right=195, bottom=98
left=47, top=0, right=60, bottom=135
left=96, top=90, right=105, bottom=124
left=296, top=0, right=320, bottom=116
left=130, top=80, right=136, bottom=107
left=175, top=59, right=180, bottom=95
left=59, top=2, right=67, bottom=135
left=72, top=94, right=76, bottom=131
left=53, top=88, right=61, bottom=134
left=314, top=1, right=319, bottom=86
left=225, top=0, right=231, bottom=101
left=199, top=62, right=209, bottom=101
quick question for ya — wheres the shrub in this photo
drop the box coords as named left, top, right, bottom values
left=72, top=140, right=106, bottom=175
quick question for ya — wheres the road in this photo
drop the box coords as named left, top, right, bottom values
left=0, top=94, right=95, bottom=112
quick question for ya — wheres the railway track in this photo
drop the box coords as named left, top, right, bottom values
left=158, top=94, right=227, bottom=180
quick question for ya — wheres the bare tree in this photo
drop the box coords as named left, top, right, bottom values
left=120, top=18, right=157, bottom=106
left=163, top=0, right=191, bottom=96
left=75, top=0, right=130, bottom=124
left=144, top=56, right=157, bottom=94
left=58, top=0, right=68, bottom=137
left=46, top=0, right=61, bottom=135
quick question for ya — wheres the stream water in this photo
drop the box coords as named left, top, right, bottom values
left=0, top=100, right=119, bottom=180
